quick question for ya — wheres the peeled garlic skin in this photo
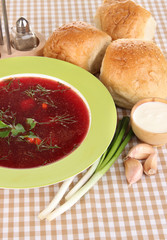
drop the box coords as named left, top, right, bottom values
left=143, top=152, right=157, bottom=176
left=124, top=157, right=143, bottom=186
left=126, top=143, right=155, bottom=160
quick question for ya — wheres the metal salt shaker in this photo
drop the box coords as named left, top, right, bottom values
left=11, top=17, right=38, bottom=51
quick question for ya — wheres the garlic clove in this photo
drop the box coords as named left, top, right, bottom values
left=126, top=143, right=155, bottom=160
left=124, top=157, right=143, bottom=186
left=143, top=152, right=157, bottom=176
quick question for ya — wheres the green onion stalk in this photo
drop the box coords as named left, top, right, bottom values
left=38, top=116, right=134, bottom=221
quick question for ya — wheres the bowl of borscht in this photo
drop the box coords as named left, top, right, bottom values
left=0, top=57, right=117, bottom=188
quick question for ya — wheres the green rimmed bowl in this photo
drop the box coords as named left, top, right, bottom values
left=0, top=56, right=117, bottom=188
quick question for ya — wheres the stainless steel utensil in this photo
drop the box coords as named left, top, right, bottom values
left=0, top=17, right=4, bottom=45
left=1, top=0, right=11, bottom=54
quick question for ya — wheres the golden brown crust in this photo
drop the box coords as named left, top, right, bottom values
left=94, top=0, right=156, bottom=40
left=100, top=39, right=167, bottom=109
left=43, top=21, right=111, bottom=74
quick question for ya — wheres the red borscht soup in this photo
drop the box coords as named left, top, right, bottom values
left=0, top=75, right=90, bottom=169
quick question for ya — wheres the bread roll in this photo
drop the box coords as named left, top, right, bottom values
left=43, top=21, right=111, bottom=74
left=94, top=0, right=156, bottom=40
left=100, top=39, right=167, bottom=109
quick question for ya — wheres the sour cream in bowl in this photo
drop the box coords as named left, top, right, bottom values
left=130, top=98, right=167, bottom=146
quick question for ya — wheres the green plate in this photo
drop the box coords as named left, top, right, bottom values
left=0, top=57, right=117, bottom=188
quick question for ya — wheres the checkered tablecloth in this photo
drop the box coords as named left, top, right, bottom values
left=0, top=0, right=167, bottom=239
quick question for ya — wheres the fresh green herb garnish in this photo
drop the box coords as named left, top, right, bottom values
left=3, top=79, right=13, bottom=91
left=24, top=84, right=52, bottom=97
left=39, top=113, right=76, bottom=127
left=25, top=87, right=57, bottom=108
left=37, top=96, right=56, bottom=108
left=37, top=139, right=60, bottom=152
left=50, top=114, right=76, bottom=126
left=0, top=107, right=76, bottom=153
left=0, top=120, right=12, bottom=138
left=0, top=108, right=16, bottom=125
left=0, top=116, right=61, bottom=152
left=19, top=131, right=38, bottom=140
left=0, top=109, right=9, bottom=121
left=0, top=151, right=12, bottom=160
left=0, top=120, right=10, bottom=129
left=0, top=130, right=11, bottom=138
left=24, top=83, right=70, bottom=108
left=11, top=123, right=26, bottom=136
left=26, top=118, right=37, bottom=130
left=1, top=78, right=22, bottom=93
left=24, top=83, right=69, bottom=97
left=0, top=118, right=34, bottom=140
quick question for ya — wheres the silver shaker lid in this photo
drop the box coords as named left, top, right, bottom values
left=16, top=17, right=30, bottom=34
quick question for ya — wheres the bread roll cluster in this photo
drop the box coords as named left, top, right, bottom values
left=43, top=0, right=167, bottom=109
left=96, top=0, right=167, bottom=109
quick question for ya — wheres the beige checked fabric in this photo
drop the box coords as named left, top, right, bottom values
left=0, top=0, right=167, bottom=239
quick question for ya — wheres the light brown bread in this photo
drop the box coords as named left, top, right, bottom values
left=100, top=39, right=167, bottom=109
left=43, top=21, right=111, bottom=74
left=94, top=0, right=156, bottom=40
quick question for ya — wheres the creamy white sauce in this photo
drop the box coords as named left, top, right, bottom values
left=133, top=102, right=167, bottom=133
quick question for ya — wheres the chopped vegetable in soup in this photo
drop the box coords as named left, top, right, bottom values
left=0, top=76, right=90, bottom=169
